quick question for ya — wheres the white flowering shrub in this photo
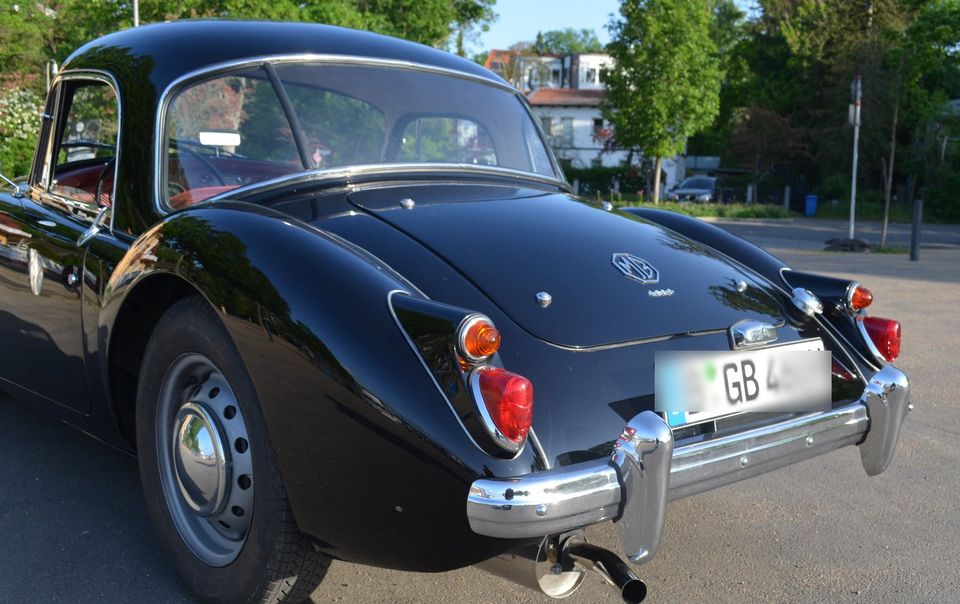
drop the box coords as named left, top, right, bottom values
left=0, top=87, right=43, bottom=177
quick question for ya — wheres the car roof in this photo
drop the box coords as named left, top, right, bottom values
left=61, top=20, right=506, bottom=97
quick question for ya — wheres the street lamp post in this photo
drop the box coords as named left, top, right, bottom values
left=848, top=75, right=862, bottom=240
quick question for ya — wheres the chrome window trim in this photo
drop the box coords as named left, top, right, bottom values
left=153, top=53, right=568, bottom=214
left=203, top=163, right=571, bottom=206
left=38, top=69, right=122, bottom=235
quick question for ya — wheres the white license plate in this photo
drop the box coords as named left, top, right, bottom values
left=655, top=339, right=831, bottom=428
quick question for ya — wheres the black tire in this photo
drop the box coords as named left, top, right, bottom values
left=136, top=296, right=329, bottom=603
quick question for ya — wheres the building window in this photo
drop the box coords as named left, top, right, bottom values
left=593, top=118, right=604, bottom=135
left=540, top=116, right=553, bottom=136
left=560, top=117, right=574, bottom=146
left=586, top=68, right=598, bottom=83
left=551, top=68, right=561, bottom=86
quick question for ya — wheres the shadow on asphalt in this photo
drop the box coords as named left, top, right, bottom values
left=0, top=393, right=192, bottom=603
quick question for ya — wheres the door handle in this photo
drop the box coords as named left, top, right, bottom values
left=77, top=206, right=109, bottom=247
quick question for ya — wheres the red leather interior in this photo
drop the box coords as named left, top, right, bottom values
left=169, top=186, right=239, bottom=209
left=51, top=162, right=113, bottom=207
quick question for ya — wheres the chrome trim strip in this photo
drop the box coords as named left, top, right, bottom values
left=152, top=53, right=568, bottom=215
left=200, top=163, right=571, bottom=206
left=466, top=365, right=911, bottom=561
left=386, top=290, right=491, bottom=456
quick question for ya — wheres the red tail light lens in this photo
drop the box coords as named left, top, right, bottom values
left=862, top=316, right=901, bottom=361
left=849, top=284, right=873, bottom=311
left=475, top=368, right=533, bottom=449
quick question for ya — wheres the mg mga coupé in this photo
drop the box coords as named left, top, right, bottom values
left=0, top=21, right=910, bottom=603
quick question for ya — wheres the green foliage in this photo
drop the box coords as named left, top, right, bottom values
left=602, top=0, right=722, bottom=160
left=617, top=201, right=795, bottom=219
left=924, top=165, right=960, bottom=222
left=565, top=165, right=645, bottom=196
left=0, top=87, right=43, bottom=177
left=536, top=28, right=603, bottom=54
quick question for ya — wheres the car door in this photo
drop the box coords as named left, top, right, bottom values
left=0, top=74, right=120, bottom=412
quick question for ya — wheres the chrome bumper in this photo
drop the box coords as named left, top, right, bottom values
left=466, top=364, right=910, bottom=565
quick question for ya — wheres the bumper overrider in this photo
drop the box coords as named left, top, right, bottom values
left=467, top=365, right=910, bottom=564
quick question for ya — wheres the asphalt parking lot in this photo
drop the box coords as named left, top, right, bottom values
left=2, top=218, right=958, bottom=603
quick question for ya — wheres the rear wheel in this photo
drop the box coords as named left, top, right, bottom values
left=137, top=297, right=329, bottom=603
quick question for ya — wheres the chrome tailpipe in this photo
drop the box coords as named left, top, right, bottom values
left=563, top=541, right=647, bottom=604
left=476, top=533, right=647, bottom=603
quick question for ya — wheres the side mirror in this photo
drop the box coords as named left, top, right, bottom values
left=0, top=172, right=23, bottom=199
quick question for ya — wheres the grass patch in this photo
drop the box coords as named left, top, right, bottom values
left=872, top=245, right=909, bottom=254
left=616, top=201, right=795, bottom=219
left=814, top=199, right=916, bottom=223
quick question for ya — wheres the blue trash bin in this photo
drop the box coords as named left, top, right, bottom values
left=804, top=194, right=818, bottom=217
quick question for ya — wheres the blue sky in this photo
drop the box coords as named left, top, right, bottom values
left=476, top=0, right=621, bottom=52
left=475, top=0, right=760, bottom=53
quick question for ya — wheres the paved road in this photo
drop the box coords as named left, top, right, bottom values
left=709, top=217, right=960, bottom=252
left=2, top=225, right=958, bottom=603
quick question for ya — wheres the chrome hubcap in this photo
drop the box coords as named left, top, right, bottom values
left=173, top=402, right=229, bottom=517
left=156, top=354, right=254, bottom=567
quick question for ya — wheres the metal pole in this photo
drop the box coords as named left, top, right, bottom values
left=910, top=199, right=922, bottom=261
left=849, top=75, right=862, bottom=240
left=133, top=0, right=139, bottom=27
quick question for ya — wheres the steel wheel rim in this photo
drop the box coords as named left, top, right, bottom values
left=156, top=353, right=254, bottom=567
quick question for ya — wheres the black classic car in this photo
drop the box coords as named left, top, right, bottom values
left=0, top=21, right=910, bottom=604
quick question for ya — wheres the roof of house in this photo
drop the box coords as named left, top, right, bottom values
left=527, top=88, right=605, bottom=107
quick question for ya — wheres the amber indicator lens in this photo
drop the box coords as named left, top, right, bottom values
left=862, top=316, right=901, bottom=361
left=478, top=368, right=533, bottom=444
left=849, top=285, right=873, bottom=311
left=461, top=318, right=501, bottom=361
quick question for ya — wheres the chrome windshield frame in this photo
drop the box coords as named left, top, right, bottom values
left=153, top=53, right=566, bottom=215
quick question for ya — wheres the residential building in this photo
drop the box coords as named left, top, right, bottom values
left=484, top=49, right=683, bottom=191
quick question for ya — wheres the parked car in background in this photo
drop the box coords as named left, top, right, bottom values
left=668, top=175, right=718, bottom=202
left=0, top=21, right=911, bottom=604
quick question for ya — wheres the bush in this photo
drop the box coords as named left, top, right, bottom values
left=0, top=87, right=43, bottom=177
left=924, top=168, right=960, bottom=223
left=616, top=201, right=794, bottom=219
left=566, top=166, right=645, bottom=197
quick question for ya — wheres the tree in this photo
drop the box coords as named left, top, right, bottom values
left=602, top=0, right=722, bottom=202
left=725, top=106, right=809, bottom=201
left=537, top=28, right=604, bottom=55
left=450, top=0, right=497, bottom=57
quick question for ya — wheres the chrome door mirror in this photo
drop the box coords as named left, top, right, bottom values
left=77, top=206, right=110, bottom=247
left=0, top=172, right=24, bottom=198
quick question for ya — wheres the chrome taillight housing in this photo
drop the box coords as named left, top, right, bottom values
left=470, top=367, right=533, bottom=453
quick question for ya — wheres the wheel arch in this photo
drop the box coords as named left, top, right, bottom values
left=106, top=271, right=205, bottom=447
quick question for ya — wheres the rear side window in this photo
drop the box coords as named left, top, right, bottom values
left=396, top=117, right=497, bottom=166
left=164, top=69, right=301, bottom=207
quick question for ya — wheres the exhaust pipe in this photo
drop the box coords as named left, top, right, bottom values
left=476, top=535, right=586, bottom=599
left=476, top=533, right=647, bottom=603
left=564, top=542, right=647, bottom=604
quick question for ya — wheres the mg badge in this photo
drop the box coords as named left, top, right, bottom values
left=612, top=253, right=659, bottom=284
